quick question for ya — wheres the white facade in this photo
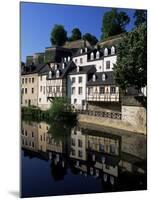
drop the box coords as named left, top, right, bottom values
left=68, top=73, right=87, bottom=110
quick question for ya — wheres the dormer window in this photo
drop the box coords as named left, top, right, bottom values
left=92, top=74, right=96, bottom=82
left=62, top=63, right=65, bottom=69
left=77, top=66, right=80, bottom=72
left=68, top=56, right=70, bottom=61
left=54, top=64, right=58, bottom=70
left=49, top=71, right=52, bottom=79
left=90, top=52, right=94, bottom=60
left=85, top=47, right=87, bottom=53
left=104, top=48, right=108, bottom=56
left=56, top=70, right=60, bottom=78
left=111, top=46, right=115, bottom=55
left=64, top=57, right=66, bottom=62
left=96, top=51, right=100, bottom=59
left=80, top=49, right=83, bottom=54
left=102, top=73, right=106, bottom=81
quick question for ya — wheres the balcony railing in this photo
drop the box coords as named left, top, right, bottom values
left=86, top=92, right=119, bottom=102
left=76, top=109, right=122, bottom=120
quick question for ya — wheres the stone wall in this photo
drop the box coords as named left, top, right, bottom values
left=87, top=102, right=121, bottom=112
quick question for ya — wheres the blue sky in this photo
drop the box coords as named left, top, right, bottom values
left=21, top=2, right=136, bottom=62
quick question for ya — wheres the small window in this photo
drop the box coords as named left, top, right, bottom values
left=32, top=77, right=34, bottom=83
left=88, top=87, right=93, bottom=95
left=78, top=150, right=82, bottom=157
left=80, top=49, right=83, bottom=54
left=39, top=98, right=41, bottom=102
left=22, top=88, right=24, bottom=94
left=40, top=86, right=42, bottom=92
left=71, top=138, right=75, bottom=146
left=22, top=78, right=24, bottom=84
left=96, top=51, right=100, bottom=59
left=111, top=46, right=115, bottom=55
left=92, top=74, right=96, bottom=82
left=40, top=76, right=42, bottom=81
left=102, top=74, right=106, bottom=81
left=49, top=71, right=52, bottom=79
left=80, top=58, right=83, bottom=64
left=68, top=56, right=70, bottom=61
left=32, top=132, right=34, bottom=137
left=99, top=144, right=104, bottom=151
left=49, top=86, right=52, bottom=93
left=56, top=86, right=60, bottom=92
left=32, top=142, right=34, bottom=148
left=56, top=70, right=60, bottom=78
left=111, top=87, right=116, bottom=94
left=71, top=149, right=75, bottom=156
left=78, top=139, right=82, bottom=147
left=77, top=66, right=80, bottom=72
left=78, top=87, right=83, bottom=95
left=75, top=59, right=77, bottom=64
left=43, top=86, right=45, bottom=94
left=71, top=77, right=75, bottom=84
left=62, top=63, right=65, bottom=69
left=29, top=78, right=31, bottom=83
left=90, top=52, right=94, bottom=60
left=64, top=57, right=67, bottom=62
left=72, top=87, right=75, bottom=95
left=25, top=88, right=27, bottom=94
left=74, top=99, right=77, bottom=104
left=104, top=48, right=108, bottom=56
left=100, top=87, right=105, bottom=94
left=106, top=61, right=110, bottom=69
left=25, top=130, right=27, bottom=136
left=78, top=76, right=82, bottom=83
left=31, top=88, right=34, bottom=93
left=25, top=78, right=27, bottom=83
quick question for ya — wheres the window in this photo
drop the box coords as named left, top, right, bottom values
left=49, top=71, right=52, bottom=79
left=25, top=78, right=27, bottom=83
left=40, top=135, right=42, bottom=141
left=102, top=73, right=106, bottom=81
left=29, top=78, right=31, bottom=83
left=110, top=144, right=115, bottom=154
left=22, top=78, right=24, bottom=84
left=72, top=87, right=75, bottom=95
left=90, top=52, right=94, bottom=60
left=88, top=87, right=93, bottom=95
left=32, top=77, right=34, bottom=83
left=99, top=144, right=104, bottom=151
left=49, top=86, right=52, bottom=93
left=111, top=87, right=116, bottom=94
left=56, top=86, right=60, bottom=92
left=40, top=76, right=42, bottom=81
left=40, top=86, right=42, bottom=92
left=62, top=63, right=65, bottom=69
left=100, top=87, right=105, bottom=94
left=71, top=138, right=75, bottom=146
left=31, top=88, right=34, bottom=93
left=56, top=70, right=60, bottom=78
left=78, top=150, right=82, bottom=157
left=75, top=59, right=77, bottom=64
left=71, top=77, right=75, bottom=84
left=74, top=99, right=77, bottom=104
left=25, top=130, right=27, bottom=136
left=80, top=48, right=83, bottom=54
left=71, top=149, right=75, bottom=156
left=78, top=139, right=82, bottom=147
left=39, top=124, right=41, bottom=128
left=78, top=87, right=83, bottom=95
left=25, top=88, right=27, bottom=94
left=43, top=86, right=45, bottom=94
left=104, top=48, right=108, bottom=56
left=68, top=56, right=70, bottom=61
left=32, top=132, right=34, bottom=138
left=80, top=58, right=83, bottom=64
left=111, top=46, right=115, bottom=55
left=22, top=129, right=24, bottom=135
left=96, top=51, right=100, bottom=59
left=77, top=66, right=80, bottom=72
left=32, top=142, right=34, bottom=148
left=92, top=74, right=96, bottom=82
left=39, top=98, right=41, bottom=102
left=25, top=100, right=27, bottom=104
left=78, top=76, right=82, bottom=83
left=106, top=61, right=110, bottom=69
left=22, top=88, right=24, bottom=94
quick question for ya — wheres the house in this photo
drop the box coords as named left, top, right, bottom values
left=68, top=65, right=96, bottom=110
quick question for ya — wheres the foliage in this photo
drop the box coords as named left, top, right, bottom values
left=50, top=24, right=68, bottom=46
left=101, top=8, right=130, bottom=39
left=68, top=28, right=82, bottom=41
left=113, top=24, right=147, bottom=90
left=134, top=10, right=147, bottom=27
left=82, top=33, right=98, bottom=45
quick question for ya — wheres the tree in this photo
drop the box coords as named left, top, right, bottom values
left=50, top=24, right=68, bottom=46
left=69, top=28, right=82, bottom=41
left=82, top=33, right=98, bottom=46
left=101, top=8, right=130, bottom=39
left=134, top=10, right=147, bottom=27
left=113, top=24, right=147, bottom=91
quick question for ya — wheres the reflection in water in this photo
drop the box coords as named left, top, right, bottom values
left=21, top=120, right=147, bottom=198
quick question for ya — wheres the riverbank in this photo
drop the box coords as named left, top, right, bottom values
left=78, top=114, right=146, bottom=135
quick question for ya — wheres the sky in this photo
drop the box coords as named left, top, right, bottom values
left=21, top=2, right=136, bottom=62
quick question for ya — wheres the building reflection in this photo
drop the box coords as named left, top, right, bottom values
left=21, top=120, right=146, bottom=187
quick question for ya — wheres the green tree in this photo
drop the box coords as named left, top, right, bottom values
left=82, top=33, right=98, bottom=45
left=69, top=28, right=82, bottom=41
left=101, top=8, right=130, bottom=39
left=113, top=24, right=147, bottom=91
left=134, top=10, right=147, bottom=27
left=50, top=24, right=68, bottom=46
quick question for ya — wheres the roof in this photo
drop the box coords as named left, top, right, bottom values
left=21, top=63, right=45, bottom=75
left=47, top=61, right=76, bottom=80
left=69, top=65, right=96, bottom=75
left=87, top=71, right=115, bottom=86
left=38, top=64, right=50, bottom=75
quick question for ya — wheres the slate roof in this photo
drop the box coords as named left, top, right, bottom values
left=38, top=64, right=50, bottom=75
left=46, top=61, right=76, bottom=80
left=68, top=65, right=96, bottom=75
left=21, top=63, right=45, bottom=75
left=87, top=71, right=115, bottom=86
